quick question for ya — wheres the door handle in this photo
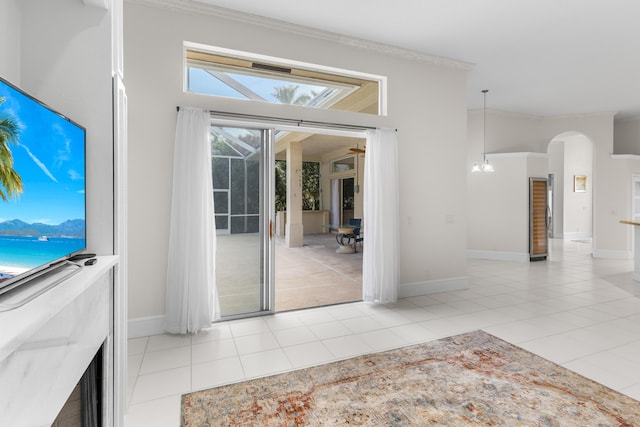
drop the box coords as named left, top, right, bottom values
left=269, top=220, right=273, bottom=239
left=546, top=206, right=551, bottom=230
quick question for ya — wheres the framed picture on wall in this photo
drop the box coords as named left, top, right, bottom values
left=574, top=175, right=587, bottom=192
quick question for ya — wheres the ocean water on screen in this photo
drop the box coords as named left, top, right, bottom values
left=0, top=235, right=85, bottom=270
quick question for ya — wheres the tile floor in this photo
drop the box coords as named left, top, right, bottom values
left=125, top=239, right=640, bottom=426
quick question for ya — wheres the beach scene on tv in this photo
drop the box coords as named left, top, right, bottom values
left=0, top=80, right=86, bottom=284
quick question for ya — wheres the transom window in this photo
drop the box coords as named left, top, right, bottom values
left=332, top=156, right=355, bottom=173
left=185, top=44, right=384, bottom=115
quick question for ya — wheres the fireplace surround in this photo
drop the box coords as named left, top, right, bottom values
left=0, top=256, right=119, bottom=426
left=52, top=346, right=102, bottom=427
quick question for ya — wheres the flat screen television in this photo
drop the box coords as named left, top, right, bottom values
left=0, top=76, right=86, bottom=294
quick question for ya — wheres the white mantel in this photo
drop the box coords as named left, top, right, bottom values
left=0, top=256, right=118, bottom=426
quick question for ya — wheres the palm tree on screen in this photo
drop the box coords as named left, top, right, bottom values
left=0, top=97, right=23, bottom=201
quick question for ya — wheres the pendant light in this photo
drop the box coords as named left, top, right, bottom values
left=472, top=89, right=494, bottom=173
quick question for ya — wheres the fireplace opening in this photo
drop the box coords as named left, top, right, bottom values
left=51, top=345, right=103, bottom=427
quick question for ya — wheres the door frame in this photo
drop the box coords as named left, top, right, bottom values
left=212, top=124, right=275, bottom=321
left=211, top=116, right=367, bottom=320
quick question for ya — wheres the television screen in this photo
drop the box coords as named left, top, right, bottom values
left=0, top=76, right=86, bottom=292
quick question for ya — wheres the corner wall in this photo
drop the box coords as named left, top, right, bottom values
left=560, top=135, right=593, bottom=239
left=467, top=153, right=547, bottom=261
left=615, top=118, right=640, bottom=155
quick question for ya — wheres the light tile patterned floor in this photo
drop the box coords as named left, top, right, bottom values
left=125, top=239, right=640, bottom=426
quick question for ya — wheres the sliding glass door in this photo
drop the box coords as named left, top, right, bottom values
left=210, top=120, right=367, bottom=318
left=211, top=126, right=274, bottom=319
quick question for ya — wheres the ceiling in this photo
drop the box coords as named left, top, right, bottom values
left=274, top=132, right=365, bottom=160
left=193, top=0, right=640, bottom=119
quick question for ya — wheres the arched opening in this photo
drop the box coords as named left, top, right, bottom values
left=546, top=132, right=594, bottom=243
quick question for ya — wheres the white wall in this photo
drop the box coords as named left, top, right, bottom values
left=613, top=157, right=640, bottom=255
left=0, top=0, right=21, bottom=84
left=486, top=110, right=545, bottom=153
left=614, top=118, right=640, bottom=155
left=468, top=155, right=529, bottom=258
left=124, top=1, right=469, bottom=321
left=547, top=134, right=594, bottom=240
left=547, top=140, right=564, bottom=237
left=560, top=134, right=593, bottom=238
left=467, top=153, right=547, bottom=261
left=20, top=0, right=114, bottom=256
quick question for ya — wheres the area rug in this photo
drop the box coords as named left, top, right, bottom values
left=182, top=330, right=640, bottom=426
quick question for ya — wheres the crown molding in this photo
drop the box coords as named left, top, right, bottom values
left=611, top=154, right=640, bottom=160
left=336, top=37, right=473, bottom=70
left=543, top=111, right=617, bottom=121
left=485, top=152, right=547, bottom=159
left=469, top=108, right=618, bottom=121
left=126, top=0, right=474, bottom=71
left=83, top=0, right=109, bottom=9
left=614, top=114, right=640, bottom=123
left=468, top=108, right=542, bottom=120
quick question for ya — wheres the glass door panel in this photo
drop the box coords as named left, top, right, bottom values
left=342, top=177, right=355, bottom=223
left=212, top=126, right=273, bottom=318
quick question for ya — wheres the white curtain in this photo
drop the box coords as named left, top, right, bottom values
left=164, top=107, right=217, bottom=334
left=363, top=128, right=399, bottom=303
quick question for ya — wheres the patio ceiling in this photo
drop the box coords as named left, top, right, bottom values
left=274, top=132, right=365, bottom=161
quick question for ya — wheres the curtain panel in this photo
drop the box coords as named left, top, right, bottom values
left=363, top=128, right=400, bottom=303
left=164, top=108, right=217, bottom=334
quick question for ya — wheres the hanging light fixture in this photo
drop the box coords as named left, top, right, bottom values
left=472, top=89, right=494, bottom=173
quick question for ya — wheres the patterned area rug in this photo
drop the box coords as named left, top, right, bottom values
left=182, top=330, right=640, bottom=426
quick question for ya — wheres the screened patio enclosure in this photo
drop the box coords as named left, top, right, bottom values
left=212, top=126, right=262, bottom=235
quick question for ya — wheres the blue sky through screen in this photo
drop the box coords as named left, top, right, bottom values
left=0, top=80, right=85, bottom=225
left=187, top=67, right=327, bottom=104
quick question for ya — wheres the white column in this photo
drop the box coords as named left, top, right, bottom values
left=285, top=141, right=304, bottom=247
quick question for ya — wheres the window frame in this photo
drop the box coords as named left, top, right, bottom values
left=183, top=41, right=388, bottom=116
left=331, top=155, right=356, bottom=174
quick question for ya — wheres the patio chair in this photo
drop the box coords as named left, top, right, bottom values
left=338, top=218, right=363, bottom=252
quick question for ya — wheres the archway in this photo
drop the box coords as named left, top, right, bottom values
left=546, top=132, right=594, bottom=242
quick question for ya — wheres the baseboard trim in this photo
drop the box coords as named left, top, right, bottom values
left=130, top=276, right=470, bottom=336
left=128, top=315, right=165, bottom=338
left=564, top=232, right=592, bottom=240
left=592, top=249, right=632, bottom=260
left=399, top=277, right=468, bottom=298
left=466, top=250, right=530, bottom=262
